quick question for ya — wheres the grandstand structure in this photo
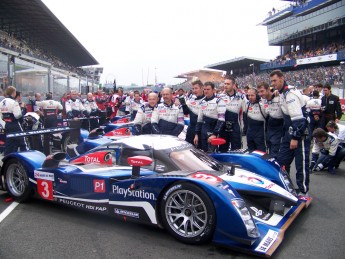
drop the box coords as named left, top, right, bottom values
left=197, top=0, right=345, bottom=95
left=0, top=0, right=102, bottom=99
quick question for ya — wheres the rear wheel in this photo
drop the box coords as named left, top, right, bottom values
left=160, top=182, right=216, bottom=244
left=5, top=159, right=31, bottom=202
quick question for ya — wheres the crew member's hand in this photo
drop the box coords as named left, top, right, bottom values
left=208, top=134, right=216, bottom=143
left=193, top=135, right=198, bottom=146
left=290, top=139, right=298, bottom=149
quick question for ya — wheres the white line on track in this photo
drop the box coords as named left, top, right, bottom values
left=0, top=202, right=19, bottom=223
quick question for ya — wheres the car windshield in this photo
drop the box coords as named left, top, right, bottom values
left=170, top=148, right=224, bottom=172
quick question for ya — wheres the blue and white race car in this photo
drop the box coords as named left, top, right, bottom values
left=0, top=135, right=311, bottom=257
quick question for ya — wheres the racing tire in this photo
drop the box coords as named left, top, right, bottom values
left=4, top=159, right=32, bottom=202
left=160, top=182, right=216, bottom=244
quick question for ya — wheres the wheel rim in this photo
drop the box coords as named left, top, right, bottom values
left=7, top=163, right=27, bottom=197
left=165, top=190, right=207, bottom=238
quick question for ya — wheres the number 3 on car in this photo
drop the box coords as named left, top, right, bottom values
left=37, top=179, right=53, bottom=200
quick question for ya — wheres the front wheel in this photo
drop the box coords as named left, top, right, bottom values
left=5, top=159, right=31, bottom=202
left=160, top=182, right=216, bottom=244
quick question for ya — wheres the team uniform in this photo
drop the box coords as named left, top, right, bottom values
left=244, top=100, right=267, bottom=152
left=310, top=133, right=345, bottom=172
left=65, top=98, right=87, bottom=119
left=278, top=84, right=310, bottom=194
left=83, top=98, right=100, bottom=130
left=133, top=103, right=156, bottom=135
left=129, top=99, right=144, bottom=121
left=219, top=92, right=247, bottom=152
left=180, top=94, right=205, bottom=146
left=35, top=100, right=63, bottom=128
left=306, top=98, right=322, bottom=133
left=263, top=96, right=284, bottom=158
left=0, top=97, right=28, bottom=155
left=151, top=103, right=185, bottom=136
left=195, top=95, right=226, bottom=152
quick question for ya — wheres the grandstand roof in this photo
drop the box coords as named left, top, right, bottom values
left=205, top=56, right=269, bottom=72
left=175, top=68, right=224, bottom=79
left=0, top=0, right=98, bottom=67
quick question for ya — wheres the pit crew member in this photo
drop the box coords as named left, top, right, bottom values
left=194, top=82, right=226, bottom=152
left=151, top=88, right=184, bottom=136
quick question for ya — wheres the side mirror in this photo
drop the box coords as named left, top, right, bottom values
left=128, top=156, right=153, bottom=178
left=210, top=138, right=226, bottom=146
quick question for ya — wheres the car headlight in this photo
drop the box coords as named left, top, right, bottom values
left=279, top=170, right=297, bottom=196
left=232, top=199, right=260, bottom=238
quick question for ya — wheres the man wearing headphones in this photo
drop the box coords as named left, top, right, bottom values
left=243, top=88, right=267, bottom=152
left=257, top=82, right=284, bottom=158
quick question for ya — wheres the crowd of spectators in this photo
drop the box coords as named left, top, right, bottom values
left=236, top=65, right=344, bottom=88
left=0, top=30, right=86, bottom=76
left=270, top=41, right=345, bottom=65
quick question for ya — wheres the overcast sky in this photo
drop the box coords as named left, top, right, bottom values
left=42, top=0, right=285, bottom=86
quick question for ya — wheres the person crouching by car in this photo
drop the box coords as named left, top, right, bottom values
left=0, top=86, right=28, bottom=155
left=326, top=120, right=345, bottom=148
left=310, top=128, right=345, bottom=174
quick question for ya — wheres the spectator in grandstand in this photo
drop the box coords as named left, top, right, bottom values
left=83, top=92, right=100, bottom=131
left=320, top=84, right=342, bottom=129
left=129, top=92, right=144, bottom=121
left=194, top=82, right=226, bottom=152
left=219, top=76, right=247, bottom=152
left=179, top=80, right=205, bottom=147
left=306, top=90, right=322, bottom=134
left=151, top=88, right=184, bottom=137
left=257, top=82, right=284, bottom=158
left=310, top=128, right=345, bottom=174
left=270, top=70, right=310, bottom=197
left=0, top=86, right=28, bottom=155
left=243, top=88, right=267, bottom=152
left=133, top=92, right=158, bottom=135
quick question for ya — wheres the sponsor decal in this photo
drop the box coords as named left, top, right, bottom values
left=71, top=151, right=112, bottom=165
left=58, top=178, right=68, bottom=184
left=170, top=143, right=192, bottom=151
left=191, top=173, right=222, bottom=184
left=34, top=171, right=55, bottom=181
left=57, top=198, right=107, bottom=212
left=265, top=183, right=275, bottom=189
left=114, top=208, right=139, bottom=218
left=255, top=229, right=279, bottom=253
left=250, top=206, right=263, bottom=217
left=112, top=186, right=156, bottom=200
left=94, top=179, right=106, bottom=193
left=239, top=175, right=265, bottom=185
left=163, top=184, right=182, bottom=200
